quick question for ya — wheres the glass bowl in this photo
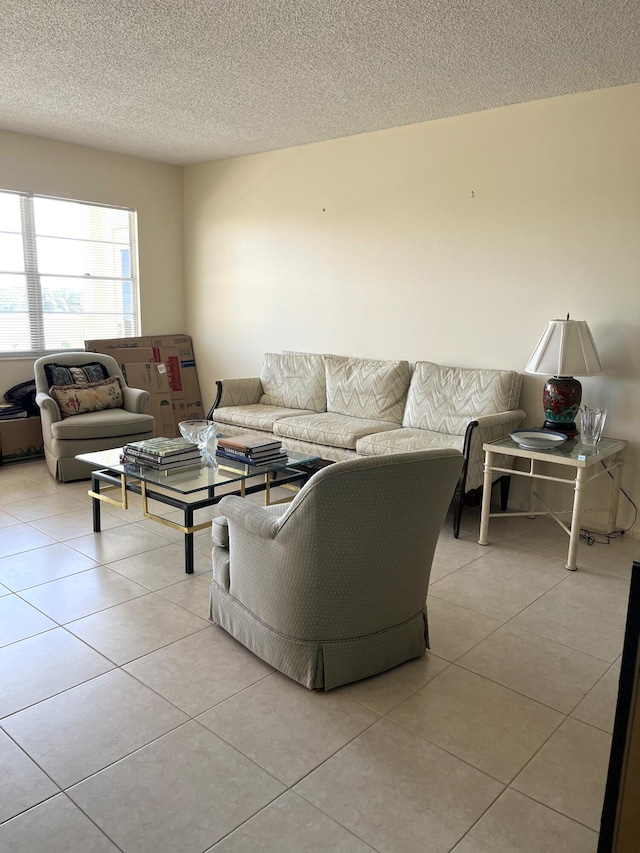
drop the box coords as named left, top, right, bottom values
left=178, top=419, right=217, bottom=466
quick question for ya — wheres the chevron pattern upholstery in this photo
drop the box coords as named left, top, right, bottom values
left=326, top=356, right=411, bottom=422
left=403, top=361, right=523, bottom=435
left=274, top=411, right=400, bottom=450
left=214, top=403, right=314, bottom=432
left=357, top=428, right=465, bottom=456
left=259, top=352, right=326, bottom=412
left=212, top=351, right=526, bottom=538
left=215, top=377, right=263, bottom=408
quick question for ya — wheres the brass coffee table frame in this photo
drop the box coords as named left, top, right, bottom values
left=82, top=452, right=318, bottom=574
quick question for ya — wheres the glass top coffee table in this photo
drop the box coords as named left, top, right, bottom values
left=76, top=446, right=320, bottom=574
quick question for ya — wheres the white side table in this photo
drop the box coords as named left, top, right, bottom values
left=478, top=436, right=627, bottom=571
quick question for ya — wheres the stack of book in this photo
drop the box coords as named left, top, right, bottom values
left=120, top=437, right=202, bottom=471
left=216, top=434, right=288, bottom=468
left=0, top=402, right=27, bottom=419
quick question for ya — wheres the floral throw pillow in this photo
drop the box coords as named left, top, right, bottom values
left=50, top=376, right=124, bottom=419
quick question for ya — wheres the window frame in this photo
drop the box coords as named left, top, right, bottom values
left=0, top=189, right=140, bottom=359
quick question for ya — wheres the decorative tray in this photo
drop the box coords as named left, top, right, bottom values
left=509, top=429, right=568, bottom=450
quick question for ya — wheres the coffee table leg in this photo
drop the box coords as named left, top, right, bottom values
left=185, top=507, right=194, bottom=574
left=91, top=472, right=101, bottom=532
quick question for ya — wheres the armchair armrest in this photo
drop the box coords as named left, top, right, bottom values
left=123, top=386, right=150, bottom=414
left=212, top=516, right=229, bottom=548
left=212, top=377, right=263, bottom=410
left=35, top=390, right=62, bottom=426
left=218, top=495, right=281, bottom=540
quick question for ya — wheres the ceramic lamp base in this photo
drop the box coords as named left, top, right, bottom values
left=541, top=376, right=582, bottom=438
left=541, top=419, right=579, bottom=438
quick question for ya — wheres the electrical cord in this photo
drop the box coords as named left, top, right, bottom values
left=579, top=460, right=638, bottom=546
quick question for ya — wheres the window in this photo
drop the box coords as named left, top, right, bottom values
left=0, top=190, right=139, bottom=357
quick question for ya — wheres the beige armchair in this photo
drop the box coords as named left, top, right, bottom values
left=210, top=448, right=464, bottom=690
left=34, top=351, right=155, bottom=481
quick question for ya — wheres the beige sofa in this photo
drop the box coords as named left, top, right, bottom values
left=210, top=352, right=526, bottom=536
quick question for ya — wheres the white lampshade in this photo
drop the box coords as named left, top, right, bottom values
left=525, top=319, right=603, bottom=377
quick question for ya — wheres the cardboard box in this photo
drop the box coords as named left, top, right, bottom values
left=170, top=398, right=206, bottom=432
left=145, top=394, right=176, bottom=438
left=150, top=335, right=194, bottom=358
left=119, top=362, right=171, bottom=395
left=85, top=337, right=153, bottom=351
left=85, top=334, right=206, bottom=429
left=150, top=337, right=203, bottom=415
left=119, top=362, right=179, bottom=435
left=151, top=347, right=183, bottom=398
left=99, top=347, right=156, bottom=366
left=84, top=337, right=151, bottom=354
left=0, top=416, right=44, bottom=464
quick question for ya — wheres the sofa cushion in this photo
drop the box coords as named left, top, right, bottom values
left=403, top=362, right=523, bottom=435
left=50, top=407, right=154, bottom=440
left=50, top=376, right=124, bottom=419
left=325, top=356, right=410, bottom=423
left=259, top=352, right=326, bottom=412
left=274, top=412, right=400, bottom=450
left=265, top=435, right=357, bottom=463
left=356, top=427, right=465, bottom=456
left=215, top=403, right=315, bottom=433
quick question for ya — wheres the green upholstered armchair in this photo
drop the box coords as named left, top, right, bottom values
left=210, top=448, right=464, bottom=690
left=34, top=351, right=155, bottom=481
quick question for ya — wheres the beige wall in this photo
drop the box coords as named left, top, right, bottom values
left=1, top=85, right=637, bottom=533
left=185, top=83, right=640, bottom=530
left=0, top=129, right=184, bottom=391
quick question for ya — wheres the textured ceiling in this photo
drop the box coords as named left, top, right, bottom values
left=1, top=1, right=639, bottom=165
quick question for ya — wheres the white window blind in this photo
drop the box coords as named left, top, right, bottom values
left=0, top=190, right=139, bottom=357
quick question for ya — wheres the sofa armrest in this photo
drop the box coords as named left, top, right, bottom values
left=35, top=391, right=62, bottom=428
left=462, top=409, right=527, bottom=492
left=123, top=386, right=150, bottom=414
left=470, top=409, right=528, bottom=441
left=212, top=378, right=263, bottom=410
left=218, top=495, right=282, bottom=540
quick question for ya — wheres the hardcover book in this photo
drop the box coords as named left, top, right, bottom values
left=124, top=437, right=196, bottom=457
left=217, top=434, right=282, bottom=454
left=216, top=448, right=289, bottom=468
left=123, top=445, right=201, bottom=465
left=120, top=453, right=202, bottom=470
left=216, top=444, right=285, bottom=461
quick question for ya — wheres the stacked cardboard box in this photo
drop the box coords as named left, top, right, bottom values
left=120, top=360, right=175, bottom=439
left=84, top=334, right=205, bottom=438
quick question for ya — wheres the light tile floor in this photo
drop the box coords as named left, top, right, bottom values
left=0, top=459, right=637, bottom=852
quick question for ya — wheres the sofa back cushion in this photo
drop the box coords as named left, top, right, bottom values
left=403, top=361, right=523, bottom=435
left=259, top=352, right=326, bottom=412
left=326, top=356, right=411, bottom=423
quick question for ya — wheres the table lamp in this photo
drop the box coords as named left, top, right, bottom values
left=525, top=315, right=603, bottom=437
